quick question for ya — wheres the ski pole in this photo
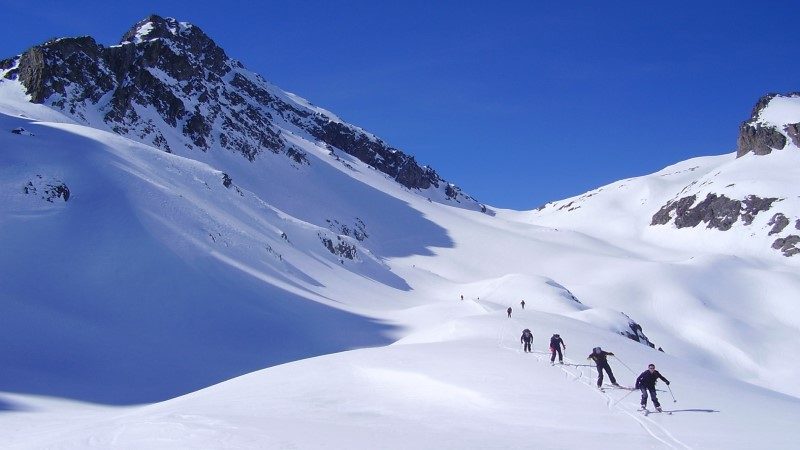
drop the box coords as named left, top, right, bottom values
left=612, top=355, right=636, bottom=374
left=667, top=384, right=677, bottom=402
left=612, top=387, right=638, bottom=407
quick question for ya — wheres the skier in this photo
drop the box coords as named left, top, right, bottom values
left=636, top=363, right=670, bottom=412
left=520, top=328, right=534, bottom=353
left=587, top=347, right=619, bottom=388
left=549, top=333, right=565, bottom=364
left=520, top=299, right=525, bottom=309
left=460, top=294, right=464, bottom=301
left=507, top=307, right=512, bottom=318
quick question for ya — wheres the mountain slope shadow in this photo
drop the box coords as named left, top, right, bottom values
left=0, top=117, right=399, bottom=405
left=0, top=211, right=397, bottom=405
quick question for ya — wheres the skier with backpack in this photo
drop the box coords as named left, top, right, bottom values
left=520, top=299, right=525, bottom=309
left=507, top=307, right=512, bottom=318
left=587, top=347, right=619, bottom=388
left=636, top=363, right=670, bottom=412
left=520, top=329, right=534, bottom=353
left=549, top=333, right=565, bottom=364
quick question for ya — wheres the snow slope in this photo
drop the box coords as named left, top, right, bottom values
left=1, top=302, right=798, bottom=449
left=2, top=37, right=800, bottom=447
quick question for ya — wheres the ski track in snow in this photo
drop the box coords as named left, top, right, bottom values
left=495, top=316, right=691, bottom=449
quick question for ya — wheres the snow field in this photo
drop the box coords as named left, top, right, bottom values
left=2, top=67, right=800, bottom=448
left=2, top=300, right=798, bottom=448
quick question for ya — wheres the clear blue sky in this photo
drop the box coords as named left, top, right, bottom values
left=2, top=1, right=798, bottom=209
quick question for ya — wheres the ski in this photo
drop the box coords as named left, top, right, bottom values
left=605, top=384, right=635, bottom=390
left=640, top=407, right=672, bottom=416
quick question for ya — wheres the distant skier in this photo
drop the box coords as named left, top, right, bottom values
left=520, top=329, right=534, bottom=353
left=587, top=347, right=619, bottom=388
left=460, top=294, right=464, bottom=301
left=549, top=333, right=565, bottom=364
left=520, top=299, right=525, bottom=309
left=636, top=363, right=670, bottom=412
left=507, top=307, right=512, bottom=318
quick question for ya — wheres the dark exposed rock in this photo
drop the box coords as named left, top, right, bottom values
left=748, top=93, right=777, bottom=120
left=772, top=235, right=800, bottom=257
left=46, top=183, right=70, bottom=202
left=23, top=177, right=70, bottom=202
left=285, top=146, right=309, bottom=165
left=785, top=123, right=800, bottom=148
left=326, top=218, right=368, bottom=242
left=17, top=36, right=114, bottom=106
left=4, top=15, right=478, bottom=208
left=741, top=195, right=779, bottom=225
left=695, top=194, right=742, bottom=230
left=221, top=172, right=232, bottom=188
left=736, top=123, right=786, bottom=157
left=309, top=120, right=439, bottom=190
left=651, top=194, right=740, bottom=230
left=445, top=184, right=459, bottom=200
left=0, top=56, right=16, bottom=71
left=319, top=234, right=357, bottom=260
left=652, top=192, right=799, bottom=256
left=736, top=93, right=800, bottom=157
left=620, top=314, right=655, bottom=348
left=651, top=195, right=696, bottom=226
left=768, top=213, right=790, bottom=235
left=11, top=127, right=34, bottom=136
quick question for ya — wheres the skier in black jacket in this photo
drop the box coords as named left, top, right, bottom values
left=549, top=334, right=565, bottom=364
left=587, top=347, right=619, bottom=388
left=636, top=363, right=670, bottom=411
left=520, top=329, right=533, bottom=353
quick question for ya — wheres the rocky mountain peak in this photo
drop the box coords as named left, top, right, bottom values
left=0, top=15, right=483, bottom=210
left=736, top=92, right=800, bottom=157
left=120, top=15, right=190, bottom=44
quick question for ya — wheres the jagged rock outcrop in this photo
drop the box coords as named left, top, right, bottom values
left=651, top=192, right=800, bottom=256
left=651, top=193, right=747, bottom=231
left=741, top=196, right=780, bottom=225
left=768, top=213, right=790, bottom=235
left=772, top=235, right=800, bottom=257
left=737, top=123, right=786, bottom=157
left=622, top=316, right=655, bottom=349
left=784, top=123, right=800, bottom=148
left=11, top=127, right=34, bottom=136
left=318, top=233, right=358, bottom=260
left=22, top=175, right=70, bottom=202
left=2, top=15, right=480, bottom=207
left=652, top=194, right=781, bottom=231
left=326, top=218, right=368, bottom=242
left=737, top=92, right=800, bottom=157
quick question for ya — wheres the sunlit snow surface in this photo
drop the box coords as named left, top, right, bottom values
left=1, top=78, right=799, bottom=448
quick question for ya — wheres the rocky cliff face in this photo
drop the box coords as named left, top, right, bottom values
left=649, top=189, right=799, bottom=257
left=737, top=93, right=800, bottom=157
left=643, top=93, right=800, bottom=258
left=1, top=15, right=480, bottom=207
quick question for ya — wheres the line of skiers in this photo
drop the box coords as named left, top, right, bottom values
left=521, top=330, right=672, bottom=412
left=519, top=330, right=565, bottom=364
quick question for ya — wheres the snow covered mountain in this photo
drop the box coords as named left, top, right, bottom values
left=1, top=15, right=481, bottom=211
left=532, top=93, right=800, bottom=259
left=1, top=15, right=799, bottom=449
